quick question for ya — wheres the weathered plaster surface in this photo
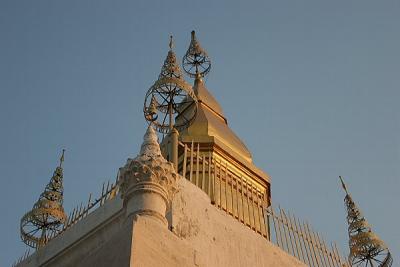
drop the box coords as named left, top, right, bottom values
left=17, top=126, right=305, bottom=266
left=170, top=178, right=306, bottom=267
left=17, top=197, right=125, bottom=267
left=17, top=177, right=305, bottom=267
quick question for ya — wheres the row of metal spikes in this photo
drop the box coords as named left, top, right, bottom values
left=267, top=206, right=348, bottom=267
left=177, top=141, right=348, bottom=267
left=59, top=176, right=119, bottom=236
left=12, top=249, right=31, bottom=267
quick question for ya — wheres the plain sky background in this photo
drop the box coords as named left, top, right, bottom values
left=1, top=1, right=399, bottom=265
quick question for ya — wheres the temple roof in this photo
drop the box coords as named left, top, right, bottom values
left=193, top=78, right=225, bottom=119
left=180, top=77, right=253, bottom=163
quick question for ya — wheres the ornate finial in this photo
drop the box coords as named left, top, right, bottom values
left=139, top=125, right=162, bottom=159
left=182, top=30, right=211, bottom=78
left=158, top=36, right=182, bottom=79
left=20, top=151, right=67, bottom=249
left=119, top=125, right=180, bottom=226
left=143, top=35, right=198, bottom=134
left=339, top=176, right=392, bottom=267
left=144, top=95, right=158, bottom=122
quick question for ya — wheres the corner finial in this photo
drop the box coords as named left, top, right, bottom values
left=119, top=124, right=180, bottom=226
left=138, top=124, right=162, bottom=159
left=339, top=176, right=393, bottom=266
left=20, top=151, right=67, bottom=249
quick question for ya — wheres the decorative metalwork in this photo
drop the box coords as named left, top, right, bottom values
left=175, top=140, right=348, bottom=266
left=267, top=205, right=348, bottom=267
left=182, top=31, right=211, bottom=78
left=12, top=249, right=31, bottom=267
left=144, top=36, right=198, bottom=134
left=339, top=176, right=392, bottom=267
left=20, top=150, right=67, bottom=249
left=41, top=175, right=120, bottom=245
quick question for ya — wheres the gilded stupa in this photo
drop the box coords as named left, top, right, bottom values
left=174, top=31, right=270, bottom=235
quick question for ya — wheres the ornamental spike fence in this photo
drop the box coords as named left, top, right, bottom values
left=17, top=141, right=349, bottom=267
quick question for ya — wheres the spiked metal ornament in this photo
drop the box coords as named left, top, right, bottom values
left=145, top=95, right=158, bottom=122
left=182, top=31, right=211, bottom=78
left=144, top=36, right=198, bottom=134
left=158, top=37, right=183, bottom=79
left=339, top=176, right=392, bottom=267
left=20, top=150, right=67, bottom=249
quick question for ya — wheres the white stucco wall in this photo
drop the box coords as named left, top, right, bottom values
left=17, top=177, right=305, bottom=267
left=170, top=178, right=305, bottom=267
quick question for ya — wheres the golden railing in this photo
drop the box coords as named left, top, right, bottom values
left=177, top=141, right=349, bottom=267
left=177, top=141, right=269, bottom=236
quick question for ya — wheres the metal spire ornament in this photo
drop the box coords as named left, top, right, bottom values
left=182, top=30, right=211, bottom=78
left=339, top=176, right=392, bottom=267
left=20, top=150, right=67, bottom=249
left=143, top=36, right=198, bottom=134
left=158, top=36, right=183, bottom=79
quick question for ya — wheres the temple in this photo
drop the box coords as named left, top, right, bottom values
left=14, top=32, right=391, bottom=267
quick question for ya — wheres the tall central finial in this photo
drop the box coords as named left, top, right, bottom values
left=182, top=30, right=211, bottom=79
left=339, top=176, right=392, bottom=267
left=158, top=36, right=182, bottom=79
left=143, top=36, right=198, bottom=134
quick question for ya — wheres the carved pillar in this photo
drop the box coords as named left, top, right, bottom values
left=120, top=125, right=179, bottom=227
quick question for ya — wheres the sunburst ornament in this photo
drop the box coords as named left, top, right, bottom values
left=20, top=150, right=67, bottom=249
left=143, top=36, right=198, bottom=134
left=339, top=176, right=392, bottom=267
left=182, top=31, right=211, bottom=78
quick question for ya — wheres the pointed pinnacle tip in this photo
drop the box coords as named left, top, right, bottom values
left=169, top=35, right=174, bottom=50
left=339, top=176, right=349, bottom=194
left=59, top=149, right=65, bottom=167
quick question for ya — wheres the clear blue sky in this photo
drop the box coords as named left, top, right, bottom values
left=1, top=1, right=399, bottom=265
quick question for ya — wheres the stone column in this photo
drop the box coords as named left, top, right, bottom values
left=119, top=125, right=179, bottom=227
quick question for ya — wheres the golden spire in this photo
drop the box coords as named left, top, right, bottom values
left=339, top=176, right=392, bottom=267
left=20, top=150, right=68, bottom=249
